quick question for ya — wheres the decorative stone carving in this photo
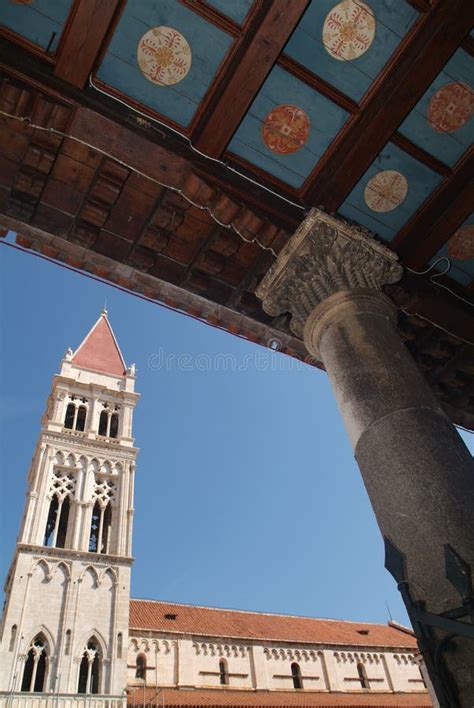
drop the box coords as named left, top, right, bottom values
left=256, top=209, right=403, bottom=338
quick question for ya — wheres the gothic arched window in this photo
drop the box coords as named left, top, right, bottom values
left=109, top=413, right=119, bottom=439
left=21, top=635, right=48, bottom=693
left=56, top=495, right=70, bottom=548
left=43, top=495, right=59, bottom=546
left=101, top=504, right=112, bottom=554
left=98, top=411, right=108, bottom=437
left=9, top=624, right=17, bottom=652
left=89, top=502, right=101, bottom=552
left=44, top=493, right=71, bottom=549
left=76, top=405, right=87, bottom=432
left=219, top=659, right=229, bottom=685
left=136, top=654, right=146, bottom=680
left=64, top=403, right=75, bottom=429
left=291, top=662, right=303, bottom=689
left=65, top=629, right=71, bottom=656
left=357, top=662, right=370, bottom=689
left=78, top=638, right=101, bottom=694
left=89, top=502, right=112, bottom=554
left=117, top=633, right=123, bottom=659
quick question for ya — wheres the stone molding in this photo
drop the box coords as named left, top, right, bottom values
left=15, top=543, right=134, bottom=566
left=256, top=209, right=403, bottom=338
left=263, top=647, right=320, bottom=662
left=303, top=289, right=397, bottom=359
left=41, top=431, right=138, bottom=460
left=192, top=642, right=249, bottom=657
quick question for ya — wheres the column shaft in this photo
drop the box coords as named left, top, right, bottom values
left=309, top=290, right=474, bottom=706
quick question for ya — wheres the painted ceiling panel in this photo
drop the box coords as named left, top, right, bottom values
left=96, top=0, right=233, bottom=128
left=0, top=0, right=72, bottom=52
left=284, top=0, right=418, bottom=103
left=430, top=214, right=474, bottom=287
left=204, top=0, right=253, bottom=24
left=398, top=48, right=474, bottom=167
left=228, top=66, right=349, bottom=188
left=338, top=142, right=443, bottom=242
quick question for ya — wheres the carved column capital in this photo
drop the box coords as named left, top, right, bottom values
left=256, top=209, right=403, bottom=338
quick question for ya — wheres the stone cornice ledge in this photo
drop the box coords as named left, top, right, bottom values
left=256, top=208, right=403, bottom=337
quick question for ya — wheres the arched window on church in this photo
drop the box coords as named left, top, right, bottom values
left=64, top=403, right=75, bottom=429
left=89, top=502, right=101, bottom=552
left=44, top=494, right=70, bottom=549
left=101, top=504, right=112, bottom=554
left=98, top=411, right=108, bottom=437
left=136, top=654, right=146, bottom=680
left=357, top=662, right=370, bottom=689
left=89, top=503, right=112, bottom=554
left=117, top=633, right=123, bottom=659
left=43, top=495, right=59, bottom=546
left=9, top=625, right=17, bottom=652
left=291, top=662, right=303, bottom=690
left=65, top=629, right=71, bottom=656
left=56, top=496, right=70, bottom=548
left=109, top=412, right=119, bottom=439
left=76, top=405, right=87, bottom=432
left=78, top=638, right=101, bottom=694
left=219, top=659, right=229, bottom=685
left=21, top=634, right=48, bottom=693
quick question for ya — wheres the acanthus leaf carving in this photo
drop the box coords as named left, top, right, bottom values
left=256, top=209, right=403, bottom=338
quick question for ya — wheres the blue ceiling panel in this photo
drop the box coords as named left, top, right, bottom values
left=338, top=142, right=443, bottom=242
left=430, top=214, right=474, bottom=287
left=204, top=0, right=253, bottom=24
left=228, top=66, right=349, bottom=188
left=398, top=49, right=474, bottom=167
left=0, top=0, right=72, bottom=52
left=96, top=0, right=233, bottom=128
left=284, top=0, right=418, bottom=102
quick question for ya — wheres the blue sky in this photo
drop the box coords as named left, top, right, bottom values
left=1, top=236, right=472, bottom=628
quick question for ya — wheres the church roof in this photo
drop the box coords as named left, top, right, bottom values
left=129, top=600, right=417, bottom=649
left=128, top=688, right=431, bottom=707
left=72, top=310, right=126, bottom=376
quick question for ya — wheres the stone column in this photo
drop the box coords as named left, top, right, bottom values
left=256, top=209, right=474, bottom=707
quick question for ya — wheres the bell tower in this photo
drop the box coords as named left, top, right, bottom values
left=0, top=310, right=139, bottom=702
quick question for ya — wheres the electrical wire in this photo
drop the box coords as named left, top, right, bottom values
left=406, top=258, right=474, bottom=309
left=1, top=109, right=473, bottom=313
left=0, top=109, right=279, bottom=258
left=88, top=75, right=307, bottom=213
left=399, top=308, right=474, bottom=346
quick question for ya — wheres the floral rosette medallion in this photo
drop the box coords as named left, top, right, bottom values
left=137, top=26, right=192, bottom=86
left=261, top=104, right=310, bottom=155
left=323, top=0, right=376, bottom=61
left=364, top=170, right=408, bottom=212
left=447, top=225, right=474, bottom=261
left=427, top=82, right=474, bottom=133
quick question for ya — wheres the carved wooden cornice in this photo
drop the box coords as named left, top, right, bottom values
left=256, top=209, right=403, bottom=337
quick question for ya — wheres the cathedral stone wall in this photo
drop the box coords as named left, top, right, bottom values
left=126, top=633, right=427, bottom=694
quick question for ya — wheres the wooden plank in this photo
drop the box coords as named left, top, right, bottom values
left=301, top=0, right=473, bottom=208
left=391, top=132, right=451, bottom=177
left=54, top=0, right=121, bottom=88
left=192, top=0, right=310, bottom=158
left=392, top=148, right=474, bottom=268
left=69, top=107, right=191, bottom=187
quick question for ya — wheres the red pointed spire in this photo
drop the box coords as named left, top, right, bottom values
left=72, top=310, right=126, bottom=376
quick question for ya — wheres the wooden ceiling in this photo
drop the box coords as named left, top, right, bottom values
left=0, top=0, right=473, bottom=429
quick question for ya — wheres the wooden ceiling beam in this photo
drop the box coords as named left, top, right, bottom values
left=191, top=0, right=310, bottom=158
left=54, top=0, right=121, bottom=88
left=301, top=0, right=473, bottom=209
left=392, top=148, right=474, bottom=268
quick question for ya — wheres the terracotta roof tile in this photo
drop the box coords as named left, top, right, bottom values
left=72, top=311, right=126, bottom=376
left=127, top=688, right=432, bottom=707
left=129, top=600, right=417, bottom=649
